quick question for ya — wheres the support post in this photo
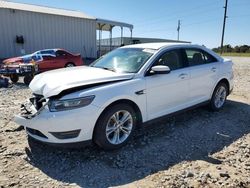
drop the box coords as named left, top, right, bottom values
left=97, top=23, right=105, bottom=57
left=220, top=0, right=228, bottom=54
left=120, top=27, right=123, bottom=46
left=98, top=24, right=102, bottom=57
left=109, top=26, right=114, bottom=51
left=130, top=28, right=133, bottom=44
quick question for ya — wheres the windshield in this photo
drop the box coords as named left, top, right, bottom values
left=91, top=48, right=155, bottom=73
left=21, top=53, right=42, bottom=63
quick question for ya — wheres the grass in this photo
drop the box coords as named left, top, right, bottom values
left=219, top=52, right=250, bottom=57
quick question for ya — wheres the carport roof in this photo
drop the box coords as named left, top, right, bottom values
left=96, top=18, right=134, bottom=31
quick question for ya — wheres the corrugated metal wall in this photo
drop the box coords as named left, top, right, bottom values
left=0, top=8, right=97, bottom=59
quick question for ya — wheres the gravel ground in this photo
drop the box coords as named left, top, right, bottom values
left=0, top=57, right=249, bottom=188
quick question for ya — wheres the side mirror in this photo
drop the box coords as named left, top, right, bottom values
left=151, top=65, right=171, bottom=74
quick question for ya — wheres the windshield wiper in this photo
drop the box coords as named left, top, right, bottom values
left=94, top=66, right=116, bottom=72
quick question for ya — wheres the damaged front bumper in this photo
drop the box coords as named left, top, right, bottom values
left=14, top=96, right=101, bottom=145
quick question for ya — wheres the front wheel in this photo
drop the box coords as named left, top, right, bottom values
left=23, top=74, right=34, bottom=86
left=209, top=82, right=228, bottom=111
left=10, top=74, right=19, bottom=83
left=94, top=104, right=137, bottom=150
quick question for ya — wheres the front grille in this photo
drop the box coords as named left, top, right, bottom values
left=21, top=65, right=32, bottom=72
left=26, top=127, right=48, bottom=139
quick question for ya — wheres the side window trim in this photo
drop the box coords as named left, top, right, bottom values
left=144, top=48, right=186, bottom=76
left=183, top=48, right=218, bottom=67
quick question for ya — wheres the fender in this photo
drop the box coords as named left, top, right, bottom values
left=210, top=77, right=231, bottom=98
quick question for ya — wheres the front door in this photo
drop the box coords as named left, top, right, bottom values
left=39, top=56, right=57, bottom=72
left=145, top=49, right=190, bottom=120
left=37, top=50, right=57, bottom=72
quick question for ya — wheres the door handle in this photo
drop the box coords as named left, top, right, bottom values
left=211, top=67, right=217, bottom=72
left=178, top=73, right=188, bottom=79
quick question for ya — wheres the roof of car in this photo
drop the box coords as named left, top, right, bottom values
left=36, top=49, right=63, bottom=52
left=123, top=42, right=192, bottom=50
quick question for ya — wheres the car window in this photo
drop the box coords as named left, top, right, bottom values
left=154, top=49, right=183, bottom=71
left=91, top=48, right=155, bottom=73
left=184, top=49, right=217, bottom=66
left=56, top=50, right=68, bottom=57
left=31, top=54, right=43, bottom=62
left=39, top=50, right=56, bottom=58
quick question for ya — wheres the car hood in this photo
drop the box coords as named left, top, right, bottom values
left=3, top=57, right=23, bottom=64
left=4, top=54, right=34, bottom=64
left=30, top=66, right=135, bottom=98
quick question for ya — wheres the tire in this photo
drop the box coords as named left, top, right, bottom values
left=10, top=74, right=19, bottom=83
left=94, top=103, right=137, bottom=150
left=24, top=74, right=34, bottom=86
left=209, top=82, right=228, bottom=111
left=65, top=63, right=75, bottom=68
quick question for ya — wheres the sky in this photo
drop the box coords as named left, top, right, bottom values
left=10, top=0, right=250, bottom=48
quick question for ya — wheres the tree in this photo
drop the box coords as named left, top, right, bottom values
left=239, top=45, right=249, bottom=53
left=212, top=45, right=250, bottom=53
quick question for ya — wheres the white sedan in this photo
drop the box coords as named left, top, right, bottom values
left=14, top=43, right=234, bottom=150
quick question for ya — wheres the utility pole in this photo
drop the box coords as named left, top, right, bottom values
left=220, top=0, right=228, bottom=54
left=177, top=20, right=181, bottom=41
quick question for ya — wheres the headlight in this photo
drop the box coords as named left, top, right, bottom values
left=35, top=64, right=39, bottom=72
left=48, top=95, right=95, bottom=112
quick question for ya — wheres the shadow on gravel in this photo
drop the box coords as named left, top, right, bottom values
left=25, top=99, right=250, bottom=188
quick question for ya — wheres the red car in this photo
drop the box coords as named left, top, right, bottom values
left=3, top=49, right=84, bottom=72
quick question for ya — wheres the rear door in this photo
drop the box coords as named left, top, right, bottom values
left=182, top=48, right=219, bottom=104
left=55, top=50, right=69, bottom=68
left=145, top=49, right=190, bottom=120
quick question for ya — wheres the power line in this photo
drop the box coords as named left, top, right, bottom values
left=136, top=2, right=220, bottom=26
left=135, top=26, right=177, bottom=35
left=135, top=17, right=220, bottom=36
left=133, top=1, right=220, bottom=24
left=229, top=14, right=250, bottom=18
left=135, top=17, right=221, bottom=35
left=182, top=17, right=221, bottom=27
left=135, top=6, right=222, bottom=29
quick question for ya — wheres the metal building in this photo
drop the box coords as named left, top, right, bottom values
left=0, top=1, right=133, bottom=59
left=99, top=37, right=190, bottom=46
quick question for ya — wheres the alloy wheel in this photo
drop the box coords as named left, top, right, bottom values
left=214, top=86, right=227, bottom=108
left=105, top=110, right=133, bottom=145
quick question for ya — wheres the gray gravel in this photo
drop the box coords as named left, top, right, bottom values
left=0, top=57, right=249, bottom=188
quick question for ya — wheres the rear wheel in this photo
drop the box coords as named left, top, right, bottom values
left=10, top=74, right=19, bottom=83
left=65, top=63, right=75, bottom=68
left=94, top=104, right=137, bottom=150
left=209, top=82, right=228, bottom=111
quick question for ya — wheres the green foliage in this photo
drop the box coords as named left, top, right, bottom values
left=212, top=45, right=250, bottom=53
left=220, top=52, right=250, bottom=57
